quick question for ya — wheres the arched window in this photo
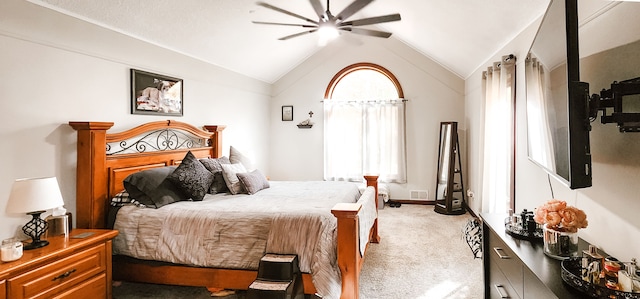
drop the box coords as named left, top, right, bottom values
left=325, top=63, right=404, bottom=100
left=323, top=63, right=407, bottom=183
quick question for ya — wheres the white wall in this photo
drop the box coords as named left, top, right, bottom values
left=268, top=36, right=466, bottom=201
left=464, top=17, right=543, bottom=214
left=0, top=0, right=271, bottom=240
left=574, top=39, right=640, bottom=261
left=466, top=3, right=640, bottom=261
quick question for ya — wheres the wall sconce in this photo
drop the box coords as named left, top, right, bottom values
left=6, top=177, right=65, bottom=250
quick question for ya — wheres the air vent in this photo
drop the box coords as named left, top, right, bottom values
left=410, top=190, right=428, bottom=200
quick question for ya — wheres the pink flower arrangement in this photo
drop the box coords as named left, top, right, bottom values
left=534, top=199, right=588, bottom=233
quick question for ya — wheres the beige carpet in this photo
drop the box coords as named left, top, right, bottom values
left=112, top=204, right=483, bottom=299
left=359, top=204, right=483, bottom=299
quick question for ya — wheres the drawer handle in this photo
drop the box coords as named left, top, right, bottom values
left=493, top=247, right=510, bottom=259
left=52, top=268, right=77, bottom=281
left=494, top=284, right=510, bottom=298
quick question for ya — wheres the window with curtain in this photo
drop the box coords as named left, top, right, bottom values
left=323, top=63, right=407, bottom=183
left=525, top=54, right=556, bottom=171
left=481, top=55, right=516, bottom=214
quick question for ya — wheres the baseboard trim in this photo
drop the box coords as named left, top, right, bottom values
left=387, top=199, right=434, bottom=205
left=387, top=200, right=477, bottom=217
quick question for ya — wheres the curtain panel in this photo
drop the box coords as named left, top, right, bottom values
left=481, top=55, right=516, bottom=214
left=525, top=54, right=556, bottom=169
left=323, top=99, right=407, bottom=183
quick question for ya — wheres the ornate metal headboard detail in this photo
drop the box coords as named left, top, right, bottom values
left=69, top=120, right=225, bottom=229
left=106, top=124, right=210, bottom=155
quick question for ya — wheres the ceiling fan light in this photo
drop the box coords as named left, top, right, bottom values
left=318, top=23, right=339, bottom=46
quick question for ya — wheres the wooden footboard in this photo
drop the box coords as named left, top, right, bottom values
left=69, top=120, right=379, bottom=299
left=331, top=175, right=379, bottom=299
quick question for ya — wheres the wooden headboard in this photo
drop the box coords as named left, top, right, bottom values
left=69, top=120, right=225, bottom=229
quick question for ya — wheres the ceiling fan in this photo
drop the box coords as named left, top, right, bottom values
left=252, top=0, right=401, bottom=41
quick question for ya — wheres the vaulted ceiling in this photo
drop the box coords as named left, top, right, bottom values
left=30, top=0, right=552, bottom=83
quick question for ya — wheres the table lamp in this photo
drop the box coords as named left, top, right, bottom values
left=6, top=177, right=65, bottom=250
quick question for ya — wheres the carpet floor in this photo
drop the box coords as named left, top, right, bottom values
left=112, top=204, right=483, bottom=299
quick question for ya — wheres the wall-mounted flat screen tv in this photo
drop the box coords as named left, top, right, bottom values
left=525, top=0, right=592, bottom=189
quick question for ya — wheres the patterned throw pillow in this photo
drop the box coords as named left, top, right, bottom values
left=111, top=190, right=131, bottom=205
left=237, top=169, right=270, bottom=195
left=168, top=151, right=214, bottom=201
left=200, top=156, right=231, bottom=194
left=110, top=190, right=146, bottom=208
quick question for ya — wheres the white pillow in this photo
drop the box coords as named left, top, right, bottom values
left=229, top=146, right=254, bottom=171
left=221, top=163, right=247, bottom=194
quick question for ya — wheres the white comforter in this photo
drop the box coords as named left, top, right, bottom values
left=112, top=181, right=377, bottom=299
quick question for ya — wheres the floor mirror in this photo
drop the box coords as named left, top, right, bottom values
left=434, top=121, right=466, bottom=215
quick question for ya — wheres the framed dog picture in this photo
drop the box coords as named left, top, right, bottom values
left=131, top=69, right=183, bottom=116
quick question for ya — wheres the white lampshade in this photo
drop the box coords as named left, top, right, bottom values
left=6, top=177, right=65, bottom=214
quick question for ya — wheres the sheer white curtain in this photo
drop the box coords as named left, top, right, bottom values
left=525, top=55, right=555, bottom=170
left=323, top=99, right=406, bottom=183
left=481, top=55, right=516, bottom=214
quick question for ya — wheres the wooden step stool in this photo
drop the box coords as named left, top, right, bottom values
left=247, top=254, right=304, bottom=299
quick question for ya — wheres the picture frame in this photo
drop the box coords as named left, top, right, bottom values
left=131, top=69, right=183, bottom=116
left=282, top=105, right=293, bottom=121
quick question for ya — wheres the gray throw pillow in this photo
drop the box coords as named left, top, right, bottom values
left=168, top=151, right=214, bottom=201
left=200, top=156, right=231, bottom=194
left=237, top=169, right=270, bottom=195
left=123, top=166, right=184, bottom=208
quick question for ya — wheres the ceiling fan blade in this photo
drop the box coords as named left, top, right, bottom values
left=257, top=2, right=318, bottom=25
left=338, top=13, right=401, bottom=27
left=278, top=29, right=318, bottom=40
left=253, top=21, right=317, bottom=28
left=340, top=27, right=392, bottom=38
left=335, top=0, right=374, bottom=21
left=309, top=0, right=325, bottom=19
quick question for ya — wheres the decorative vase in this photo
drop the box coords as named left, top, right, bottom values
left=543, top=224, right=579, bottom=260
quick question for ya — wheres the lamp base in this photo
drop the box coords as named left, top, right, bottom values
left=23, top=239, right=49, bottom=250
left=21, top=211, right=50, bottom=250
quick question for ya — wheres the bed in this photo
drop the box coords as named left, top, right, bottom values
left=69, top=120, right=380, bottom=299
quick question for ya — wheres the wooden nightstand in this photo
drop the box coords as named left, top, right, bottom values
left=0, top=229, right=118, bottom=299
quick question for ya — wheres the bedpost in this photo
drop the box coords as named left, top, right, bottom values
left=69, top=121, right=114, bottom=229
left=331, top=203, right=362, bottom=299
left=330, top=175, right=380, bottom=298
left=364, top=175, right=380, bottom=243
left=203, top=125, right=226, bottom=158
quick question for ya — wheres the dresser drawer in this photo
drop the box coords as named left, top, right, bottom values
left=488, top=229, right=523, bottom=298
left=1, top=279, right=6, bottom=299
left=8, top=244, right=106, bottom=299
left=53, top=273, right=106, bottom=299
left=523, top=267, right=557, bottom=299
left=489, top=259, right=521, bottom=299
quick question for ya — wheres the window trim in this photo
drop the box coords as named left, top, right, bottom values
left=324, top=62, right=404, bottom=99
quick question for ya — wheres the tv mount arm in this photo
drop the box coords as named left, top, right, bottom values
left=588, top=77, right=640, bottom=132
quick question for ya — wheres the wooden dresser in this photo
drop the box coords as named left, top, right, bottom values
left=0, top=229, right=118, bottom=299
left=481, top=213, right=589, bottom=299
